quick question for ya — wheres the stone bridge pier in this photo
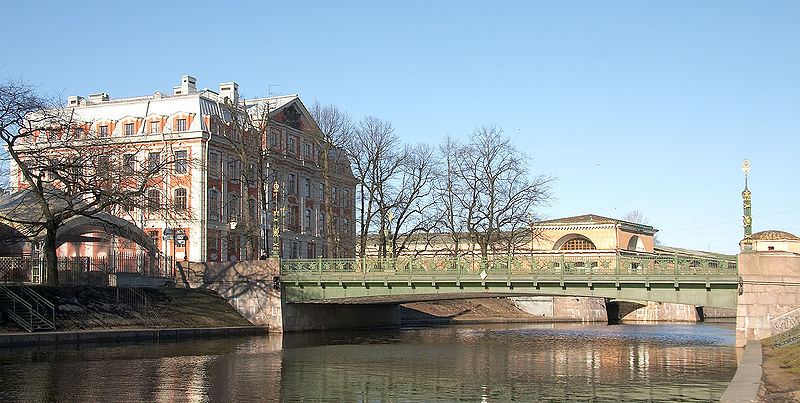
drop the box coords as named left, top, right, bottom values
left=736, top=251, right=800, bottom=347
left=174, top=259, right=401, bottom=332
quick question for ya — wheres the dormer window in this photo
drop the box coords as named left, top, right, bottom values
left=150, top=121, right=160, bottom=133
left=124, top=123, right=135, bottom=136
left=176, top=118, right=187, bottom=132
left=99, top=125, right=109, bottom=137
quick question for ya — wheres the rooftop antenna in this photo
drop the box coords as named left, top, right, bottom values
left=268, top=84, right=280, bottom=97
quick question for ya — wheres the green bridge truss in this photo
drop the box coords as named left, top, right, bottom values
left=280, top=251, right=739, bottom=308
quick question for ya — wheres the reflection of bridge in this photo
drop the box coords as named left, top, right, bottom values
left=281, top=251, right=739, bottom=308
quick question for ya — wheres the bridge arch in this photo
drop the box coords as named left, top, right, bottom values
left=553, top=234, right=597, bottom=251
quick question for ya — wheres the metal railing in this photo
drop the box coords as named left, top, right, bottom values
left=281, top=251, right=738, bottom=279
left=771, top=307, right=800, bottom=348
left=116, top=287, right=158, bottom=324
left=0, top=284, right=55, bottom=332
left=0, top=253, right=174, bottom=286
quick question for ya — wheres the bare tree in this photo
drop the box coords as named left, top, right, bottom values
left=350, top=116, right=404, bottom=257
left=309, top=102, right=353, bottom=257
left=385, top=143, right=437, bottom=257
left=430, top=135, right=468, bottom=256
left=449, top=126, right=553, bottom=258
left=0, top=79, right=177, bottom=284
left=218, top=98, right=264, bottom=259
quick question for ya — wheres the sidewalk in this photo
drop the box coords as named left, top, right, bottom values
left=720, top=340, right=763, bottom=403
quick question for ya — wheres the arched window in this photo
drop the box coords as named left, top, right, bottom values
left=228, top=193, right=239, bottom=221
left=560, top=237, right=596, bottom=251
left=174, top=188, right=187, bottom=210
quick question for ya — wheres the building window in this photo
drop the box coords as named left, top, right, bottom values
left=174, top=188, right=187, bottom=210
left=175, top=150, right=188, bottom=174
left=332, top=186, right=338, bottom=204
left=175, top=118, right=187, bottom=131
left=96, top=156, right=111, bottom=176
left=72, top=127, right=84, bottom=138
left=344, top=217, right=349, bottom=230
left=123, top=154, right=136, bottom=173
left=286, top=136, right=295, bottom=154
left=124, top=123, right=135, bottom=136
left=209, top=152, right=219, bottom=177
left=318, top=183, right=324, bottom=200
left=305, top=209, right=312, bottom=230
left=248, top=198, right=256, bottom=220
left=209, top=189, right=219, bottom=219
left=560, top=238, right=596, bottom=251
left=150, top=121, right=160, bottom=133
left=208, top=231, right=218, bottom=252
left=288, top=174, right=296, bottom=194
left=147, top=189, right=160, bottom=212
left=228, top=194, right=239, bottom=221
left=305, top=179, right=311, bottom=198
left=148, top=152, right=161, bottom=172
left=304, top=142, right=313, bottom=159
left=228, top=159, right=239, bottom=181
left=270, top=131, right=279, bottom=148
left=319, top=212, right=326, bottom=234
left=99, top=125, right=109, bottom=137
left=148, top=230, right=159, bottom=250
left=343, top=190, right=349, bottom=208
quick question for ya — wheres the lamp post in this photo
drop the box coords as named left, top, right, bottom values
left=271, top=181, right=281, bottom=258
left=529, top=213, right=534, bottom=257
left=385, top=211, right=394, bottom=259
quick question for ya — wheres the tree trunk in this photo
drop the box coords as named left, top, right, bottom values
left=44, top=222, right=59, bottom=285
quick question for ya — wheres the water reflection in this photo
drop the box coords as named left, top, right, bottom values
left=0, top=323, right=735, bottom=402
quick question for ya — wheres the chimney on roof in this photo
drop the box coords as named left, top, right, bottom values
left=219, top=82, right=238, bottom=105
left=67, top=95, right=84, bottom=106
left=174, top=75, right=197, bottom=95
left=87, top=92, right=109, bottom=104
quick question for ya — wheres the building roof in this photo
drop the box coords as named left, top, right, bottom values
left=534, top=214, right=656, bottom=232
left=752, top=230, right=800, bottom=241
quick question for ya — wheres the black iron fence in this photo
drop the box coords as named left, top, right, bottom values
left=0, top=253, right=174, bottom=286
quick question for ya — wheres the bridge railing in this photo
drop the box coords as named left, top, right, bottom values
left=281, top=251, right=737, bottom=278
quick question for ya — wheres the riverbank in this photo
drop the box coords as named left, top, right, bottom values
left=1, top=286, right=254, bottom=333
left=760, top=340, right=800, bottom=401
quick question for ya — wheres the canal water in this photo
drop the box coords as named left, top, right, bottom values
left=0, top=322, right=736, bottom=402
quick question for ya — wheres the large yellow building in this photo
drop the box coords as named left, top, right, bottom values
left=365, top=213, right=659, bottom=257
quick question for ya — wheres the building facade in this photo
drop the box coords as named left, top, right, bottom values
left=364, top=214, right=659, bottom=257
left=9, top=75, right=356, bottom=261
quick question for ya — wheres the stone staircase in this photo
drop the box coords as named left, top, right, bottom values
left=771, top=306, right=800, bottom=348
left=0, top=284, right=55, bottom=332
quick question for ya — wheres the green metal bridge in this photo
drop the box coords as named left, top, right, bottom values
left=280, top=251, right=739, bottom=308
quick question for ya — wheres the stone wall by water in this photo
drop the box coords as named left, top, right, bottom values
left=175, top=259, right=283, bottom=331
left=736, top=252, right=800, bottom=346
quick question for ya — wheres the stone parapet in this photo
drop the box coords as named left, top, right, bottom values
left=175, top=259, right=283, bottom=331
left=736, top=252, right=800, bottom=346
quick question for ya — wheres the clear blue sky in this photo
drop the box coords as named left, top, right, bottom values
left=3, top=1, right=798, bottom=254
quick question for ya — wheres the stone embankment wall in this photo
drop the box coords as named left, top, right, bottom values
left=175, top=259, right=283, bottom=331
left=623, top=302, right=702, bottom=322
left=512, top=296, right=720, bottom=322
left=736, top=252, right=800, bottom=347
left=175, top=259, right=401, bottom=332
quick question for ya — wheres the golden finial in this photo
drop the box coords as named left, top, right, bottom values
left=742, top=159, right=750, bottom=177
